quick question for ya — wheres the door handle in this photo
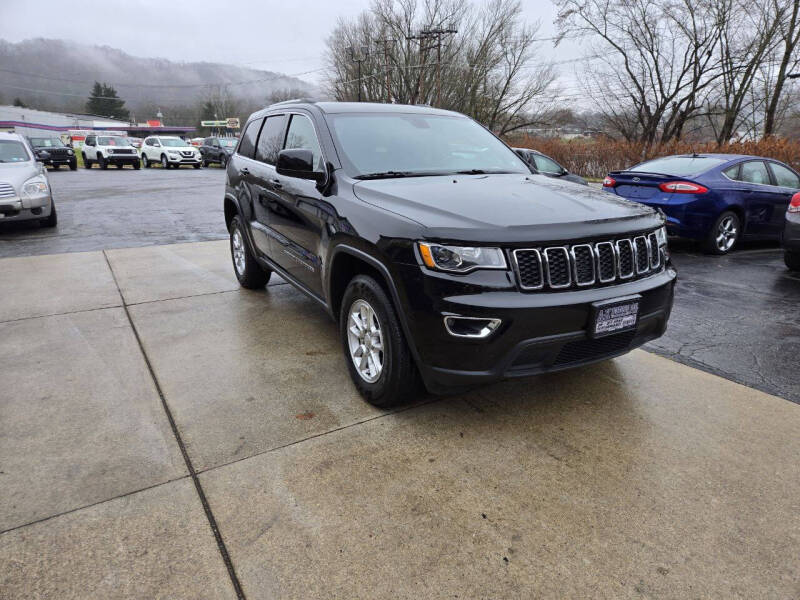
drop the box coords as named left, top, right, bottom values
left=241, top=167, right=250, bottom=176
left=271, top=178, right=283, bottom=189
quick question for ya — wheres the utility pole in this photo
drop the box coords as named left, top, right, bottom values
left=347, top=46, right=370, bottom=102
left=374, top=37, right=396, bottom=103
left=406, top=25, right=457, bottom=107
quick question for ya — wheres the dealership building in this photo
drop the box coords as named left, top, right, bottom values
left=0, top=105, right=194, bottom=142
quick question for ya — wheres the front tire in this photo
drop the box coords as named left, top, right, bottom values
left=161, top=155, right=169, bottom=169
left=785, top=250, right=800, bottom=271
left=51, top=164, right=59, bottom=171
left=704, top=211, right=740, bottom=254
left=340, top=275, right=421, bottom=407
left=133, top=158, right=141, bottom=170
left=40, top=200, right=57, bottom=227
left=98, top=155, right=107, bottom=170
left=83, top=154, right=91, bottom=169
left=219, top=154, right=228, bottom=168
left=69, top=159, right=77, bottom=171
left=229, top=216, right=271, bottom=289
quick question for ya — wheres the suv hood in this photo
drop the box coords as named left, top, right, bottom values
left=352, top=173, right=663, bottom=243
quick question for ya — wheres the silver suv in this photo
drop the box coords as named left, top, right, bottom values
left=0, top=132, right=57, bottom=227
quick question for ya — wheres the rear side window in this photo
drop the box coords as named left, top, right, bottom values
left=284, top=114, right=323, bottom=171
left=255, top=115, right=286, bottom=165
left=629, top=155, right=727, bottom=177
left=738, top=161, right=770, bottom=185
left=237, top=119, right=262, bottom=159
left=769, top=162, right=800, bottom=188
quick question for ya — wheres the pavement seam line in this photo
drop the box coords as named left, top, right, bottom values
left=196, top=395, right=445, bottom=476
left=124, top=281, right=290, bottom=308
left=0, top=303, right=122, bottom=325
left=0, top=475, right=190, bottom=537
left=102, top=250, right=248, bottom=600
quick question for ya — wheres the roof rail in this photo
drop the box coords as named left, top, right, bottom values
left=268, top=98, right=317, bottom=106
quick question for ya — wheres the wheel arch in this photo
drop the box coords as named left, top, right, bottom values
left=327, top=245, right=422, bottom=367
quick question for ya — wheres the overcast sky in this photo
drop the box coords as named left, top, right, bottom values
left=1, top=0, right=584, bottom=90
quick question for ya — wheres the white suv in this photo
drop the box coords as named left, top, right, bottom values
left=82, top=134, right=140, bottom=169
left=141, top=136, right=202, bottom=169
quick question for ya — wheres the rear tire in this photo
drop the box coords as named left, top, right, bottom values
left=40, top=201, right=57, bottom=227
left=704, top=211, right=740, bottom=254
left=51, top=164, right=59, bottom=170
left=229, top=215, right=271, bottom=289
left=340, top=275, right=421, bottom=407
left=193, top=163, right=201, bottom=169
left=116, top=163, right=123, bottom=169
left=785, top=250, right=800, bottom=271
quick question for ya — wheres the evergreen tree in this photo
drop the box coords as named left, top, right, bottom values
left=12, top=97, right=27, bottom=108
left=86, top=82, right=130, bottom=120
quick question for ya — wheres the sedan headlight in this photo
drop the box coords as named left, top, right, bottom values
left=21, top=176, right=49, bottom=198
left=418, top=242, right=506, bottom=273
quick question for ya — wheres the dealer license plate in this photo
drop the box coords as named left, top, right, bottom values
left=591, top=295, right=640, bottom=338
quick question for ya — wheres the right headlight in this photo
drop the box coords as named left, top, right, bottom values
left=417, top=242, right=506, bottom=273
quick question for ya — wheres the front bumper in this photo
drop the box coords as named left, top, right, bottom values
left=167, top=154, right=202, bottom=165
left=783, top=212, right=800, bottom=251
left=397, top=264, right=677, bottom=393
left=0, top=194, right=53, bottom=222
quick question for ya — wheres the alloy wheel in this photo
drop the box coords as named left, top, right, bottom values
left=231, top=227, right=246, bottom=276
left=346, top=299, right=385, bottom=383
left=715, top=215, right=738, bottom=252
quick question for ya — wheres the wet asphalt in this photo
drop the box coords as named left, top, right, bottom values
left=1, top=167, right=797, bottom=404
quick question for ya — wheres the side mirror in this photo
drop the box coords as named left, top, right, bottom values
left=276, top=149, right=325, bottom=182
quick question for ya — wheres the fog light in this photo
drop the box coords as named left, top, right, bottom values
left=443, top=316, right=501, bottom=339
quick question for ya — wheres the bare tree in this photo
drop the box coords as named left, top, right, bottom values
left=324, top=0, right=559, bottom=134
left=555, top=0, right=724, bottom=147
left=763, top=0, right=800, bottom=136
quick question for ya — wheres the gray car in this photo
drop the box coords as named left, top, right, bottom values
left=783, top=192, right=800, bottom=270
left=513, top=147, right=588, bottom=185
left=0, top=132, right=57, bottom=227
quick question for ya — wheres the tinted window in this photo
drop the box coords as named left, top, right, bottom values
left=284, top=114, right=323, bottom=170
left=98, top=136, right=127, bottom=146
left=739, top=161, right=770, bottom=185
left=238, top=121, right=261, bottom=159
left=85, top=136, right=95, bottom=146
left=29, top=137, right=64, bottom=147
left=629, top=156, right=728, bottom=177
left=533, top=154, right=564, bottom=174
left=255, top=115, right=286, bottom=165
left=769, top=162, right=800, bottom=188
left=723, top=164, right=739, bottom=180
left=328, top=113, right=528, bottom=176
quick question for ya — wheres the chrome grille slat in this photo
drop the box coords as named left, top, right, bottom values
left=511, top=231, right=664, bottom=291
left=0, top=183, right=15, bottom=199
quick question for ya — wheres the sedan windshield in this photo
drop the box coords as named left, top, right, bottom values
left=629, top=156, right=728, bottom=177
left=98, top=136, right=129, bottom=146
left=29, top=137, right=65, bottom=147
left=328, top=113, right=530, bottom=178
left=161, top=138, right=189, bottom=147
left=0, top=140, right=31, bottom=163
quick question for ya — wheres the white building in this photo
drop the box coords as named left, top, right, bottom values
left=0, top=105, right=130, bottom=139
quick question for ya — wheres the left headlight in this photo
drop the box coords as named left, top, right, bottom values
left=418, top=242, right=506, bottom=273
left=21, top=176, right=49, bottom=198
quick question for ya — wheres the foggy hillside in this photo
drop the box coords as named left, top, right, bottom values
left=0, top=38, right=319, bottom=114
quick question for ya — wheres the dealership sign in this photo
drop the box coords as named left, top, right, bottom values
left=201, top=118, right=240, bottom=129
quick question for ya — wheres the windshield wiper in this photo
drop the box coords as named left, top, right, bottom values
left=454, top=169, right=517, bottom=175
left=355, top=171, right=433, bottom=180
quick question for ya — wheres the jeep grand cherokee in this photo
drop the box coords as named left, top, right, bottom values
left=223, top=101, right=676, bottom=406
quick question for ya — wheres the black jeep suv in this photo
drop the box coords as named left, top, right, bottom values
left=27, top=136, right=77, bottom=170
left=224, top=101, right=676, bottom=406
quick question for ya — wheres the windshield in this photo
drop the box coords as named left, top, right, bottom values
left=219, top=139, right=236, bottom=147
left=98, top=136, right=129, bottom=146
left=629, top=155, right=728, bottom=177
left=328, top=113, right=530, bottom=177
left=29, top=137, right=65, bottom=148
left=0, top=140, right=31, bottom=163
left=160, top=138, right=189, bottom=147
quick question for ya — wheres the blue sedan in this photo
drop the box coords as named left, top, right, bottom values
left=603, top=154, right=800, bottom=254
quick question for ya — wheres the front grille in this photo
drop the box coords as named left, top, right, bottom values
left=553, top=330, right=637, bottom=366
left=0, top=183, right=15, bottom=198
left=512, top=231, right=663, bottom=291
left=180, top=150, right=195, bottom=157
left=111, top=148, right=134, bottom=155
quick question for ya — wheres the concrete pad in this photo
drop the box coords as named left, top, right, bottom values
left=0, top=251, right=119, bottom=322
left=200, top=352, right=800, bottom=599
left=0, top=478, right=237, bottom=599
left=128, top=285, right=384, bottom=472
left=105, top=240, right=283, bottom=305
left=0, top=308, right=186, bottom=532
